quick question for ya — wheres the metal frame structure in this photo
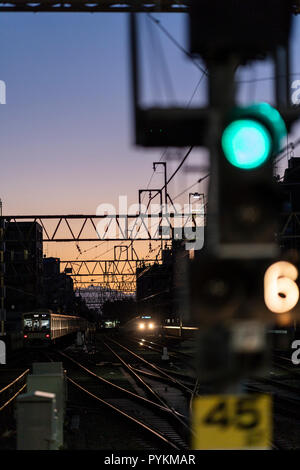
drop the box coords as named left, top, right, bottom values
left=1, top=213, right=173, bottom=294
left=0, top=1, right=299, bottom=13
left=61, top=258, right=160, bottom=276
left=279, top=211, right=300, bottom=241
left=62, top=257, right=161, bottom=292
left=75, top=280, right=135, bottom=289
left=1, top=213, right=199, bottom=242
left=0, top=0, right=191, bottom=12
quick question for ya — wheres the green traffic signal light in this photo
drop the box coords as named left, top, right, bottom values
left=222, top=119, right=272, bottom=170
left=221, top=103, right=286, bottom=170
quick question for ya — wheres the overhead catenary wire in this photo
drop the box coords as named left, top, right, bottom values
left=171, top=136, right=300, bottom=202
left=235, top=72, right=300, bottom=84
left=146, top=13, right=300, bottom=87
left=275, top=137, right=300, bottom=165
left=147, top=13, right=208, bottom=77
left=75, top=133, right=299, bottom=265
left=141, top=69, right=207, bottom=202
left=75, top=240, right=108, bottom=260
left=173, top=173, right=210, bottom=201
left=141, top=13, right=208, bottom=201
left=146, top=14, right=176, bottom=103
left=277, top=141, right=300, bottom=181
left=171, top=142, right=300, bottom=202
left=146, top=146, right=195, bottom=207
left=144, top=13, right=299, bottom=157
left=76, top=10, right=299, bottom=273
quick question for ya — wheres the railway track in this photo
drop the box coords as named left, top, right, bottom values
left=272, top=352, right=297, bottom=370
left=2, top=339, right=192, bottom=449
left=57, top=347, right=191, bottom=450
left=0, top=368, right=29, bottom=448
left=243, top=353, right=300, bottom=449
left=101, top=336, right=203, bottom=433
left=3, top=337, right=297, bottom=450
left=66, top=376, right=183, bottom=450
left=105, top=336, right=195, bottom=395
left=130, top=336, right=195, bottom=361
left=0, top=369, right=29, bottom=413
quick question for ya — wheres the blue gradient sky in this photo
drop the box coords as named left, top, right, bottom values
left=0, top=12, right=300, bottom=261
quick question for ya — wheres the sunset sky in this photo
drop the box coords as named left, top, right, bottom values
left=1, top=11, right=300, bottom=268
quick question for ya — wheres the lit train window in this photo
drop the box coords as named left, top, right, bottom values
left=24, top=318, right=33, bottom=330
left=41, top=319, right=50, bottom=330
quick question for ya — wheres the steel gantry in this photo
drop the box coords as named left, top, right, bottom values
left=1, top=212, right=179, bottom=293
left=61, top=242, right=163, bottom=292
left=75, top=279, right=136, bottom=292
left=75, top=280, right=135, bottom=289
left=1, top=0, right=300, bottom=13
left=62, top=258, right=160, bottom=293
left=1, top=213, right=201, bottom=242
left=279, top=211, right=300, bottom=243
left=61, top=258, right=159, bottom=278
left=0, top=0, right=191, bottom=12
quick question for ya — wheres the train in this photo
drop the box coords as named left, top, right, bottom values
left=161, top=317, right=199, bottom=340
left=124, top=313, right=298, bottom=353
left=98, top=318, right=120, bottom=330
left=123, top=315, right=159, bottom=337
left=22, top=309, right=88, bottom=347
left=123, top=314, right=199, bottom=340
left=137, top=315, right=157, bottom=333
left=161, top=317, right=300, bottom=351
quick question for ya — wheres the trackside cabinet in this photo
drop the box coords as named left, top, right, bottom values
left=16, top=391, right=58, bottom=450
left=27, top=362, right=66, bottom=449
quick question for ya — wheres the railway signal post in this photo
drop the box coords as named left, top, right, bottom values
left=129, top=0, right=300, bottom=450
left=188, top=0, right=300, bottom=450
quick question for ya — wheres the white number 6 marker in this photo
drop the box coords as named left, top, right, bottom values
left=264, top=261, right=299, bottom=314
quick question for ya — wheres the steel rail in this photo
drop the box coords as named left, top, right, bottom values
left=0, top=384, right=27, bottom=412
left=58, top=350, right=185, bottom=417
left=0, top=369, right=29, bottom=395
left=132, top=336, right=194, bottom=359
left=103, top=340, right=172, bottom=410
left=66, top=376, right=181, bottom=450
left=106, top=336, right=194, bottom=394
left=102, top=339, right=191, bottom=436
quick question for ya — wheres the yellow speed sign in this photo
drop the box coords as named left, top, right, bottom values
left=192, top=394, right=272, bottom=450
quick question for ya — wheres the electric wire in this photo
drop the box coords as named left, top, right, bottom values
left=147, top=13, right=208, bottom=77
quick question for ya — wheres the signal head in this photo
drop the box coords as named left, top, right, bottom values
left=221, top=103, right=286, bottom=170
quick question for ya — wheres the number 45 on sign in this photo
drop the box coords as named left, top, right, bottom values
left=192, top=395, right=272, bottom=450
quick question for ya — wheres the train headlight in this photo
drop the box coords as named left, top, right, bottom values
left=139, top=323, right=145, bottom=330
left=148, top=323, right=154, bottom=329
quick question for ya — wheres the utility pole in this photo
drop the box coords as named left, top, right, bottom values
left=153, top=162, right=168, bottom=208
